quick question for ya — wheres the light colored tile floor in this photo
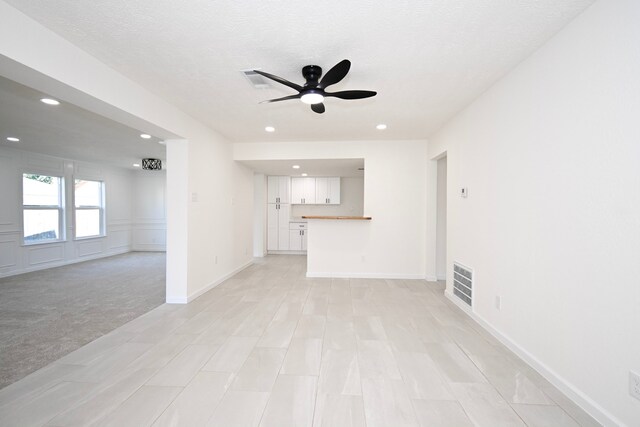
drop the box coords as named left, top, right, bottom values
left=0, top=255, right=600, bottom=426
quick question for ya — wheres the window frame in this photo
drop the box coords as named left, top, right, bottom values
left=21, top=172, right=65, bottom=245
left=73, top=178, right=106, bottom=240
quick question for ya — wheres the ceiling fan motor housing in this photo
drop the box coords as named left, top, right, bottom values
left=302, top=65, right=322, bottom=86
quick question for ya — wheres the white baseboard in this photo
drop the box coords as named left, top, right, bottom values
left=166, top=260, right=254, bottom=304
left=437, top=274, right=446, bottom=280
left=444, top=291, right=618, bottom=427
left=165, top=295, right=188, bottom=304
left=0, top=247, right=132, bottom=278
left=267, top=250, right=306, bottom=255
left=306, top=272, right=425, bottom=279
left=425, top=275, right=438, bottom=281
left=132, top=247, right=166, bottom=252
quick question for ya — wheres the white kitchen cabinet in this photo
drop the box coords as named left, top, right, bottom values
left=289, top=222, right=307, bottom=252
left=267, top=176, right=290, bottom=204
left=267, top=203, right=290, bottom=250
left=315, top=177, right=341, bottom=204
left=291, top=177, right=316, bottom=204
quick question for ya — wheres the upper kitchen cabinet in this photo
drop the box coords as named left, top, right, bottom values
left=291, top=177, right=316, bottom=204
left=267, top=176, right=290, bottom=204
left=315, top=177, right=341, bottom=205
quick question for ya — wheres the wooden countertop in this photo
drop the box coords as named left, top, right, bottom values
left=302, top=216, right=372, bottom=220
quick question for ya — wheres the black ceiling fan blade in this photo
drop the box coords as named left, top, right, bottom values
left=325, top=90, right=377, bottom=100
left=253, top=70, right=303, bottom=92
left=311, top=103, right=325, bottom=114
left=259, top=94, right=301, bottom=104
left=319, top=59, right=351, bottom=88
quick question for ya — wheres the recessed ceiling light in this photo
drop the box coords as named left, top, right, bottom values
left=158, top=140, right=166, bottom=145
left=40, top=98, right=60, bottom=105
left=301, top=173, right=308, bottom=177
left=376, top=124, right=387, bottom=130
left=140, top=134, right=151, bottom=139
left=292, top=165, right=300, bottom=169
left=265, top=126, right=275, bottom=133
left=6, top=137, right=20, bottom=142
left=133, top=163, right=140, bottom=167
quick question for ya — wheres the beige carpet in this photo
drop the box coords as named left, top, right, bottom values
left=0, top=252, right=165, bottom=389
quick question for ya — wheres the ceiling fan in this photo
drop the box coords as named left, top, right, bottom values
left=253, top=59, right=376, bottom=114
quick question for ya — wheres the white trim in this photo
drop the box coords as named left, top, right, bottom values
left=307, top=271, right=425, bottom=279
left=425, top=275, right=438, bottom=282
left=436, top=274, right=446, bottom=281
left=267, top=250, right=306, bottom=255
left=444, top=291, right=620, bottom=427
left=0, top=247, right=131, bottom=278
left=166, top=260, right=254, bottom=305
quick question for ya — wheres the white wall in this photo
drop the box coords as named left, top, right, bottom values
left=132, top=170, right=167, bottom=251
left=291, top=177, right=364, bottom=218
left=0, top=146, right=134, bottom=277
left=428, top=0, right=639, bottom=424
left=435, top=157, right=447, bottom=280
left=0, top=2, right=254, bottom=302
left=235, top=140, right=431, bottom=278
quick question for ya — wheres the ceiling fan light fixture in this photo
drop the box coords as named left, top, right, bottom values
left=300, top=92, right=324, bottom=105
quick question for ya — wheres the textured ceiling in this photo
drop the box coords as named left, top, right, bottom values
left=5, top=0, right=594, bottom=143
left=0, top=76, right=165, bottom=169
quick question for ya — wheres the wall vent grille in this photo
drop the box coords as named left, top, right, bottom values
left=241, top=69, right=270, bottom=88
left=453, top=263, right=473, bottom=307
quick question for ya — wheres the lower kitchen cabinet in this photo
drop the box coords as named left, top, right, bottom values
left=289, top=222, right=307, bottom=252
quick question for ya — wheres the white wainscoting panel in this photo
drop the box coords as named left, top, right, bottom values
left=108, top=227, right=132, bottom=251
left=0, top=239, right=18, bottom=269
left=76, top=239, right=104, bottom=258
left=27, top=244, right=65, bottom=266
left=133, top=226, right=167, bottom=251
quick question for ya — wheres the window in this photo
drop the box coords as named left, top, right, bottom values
left=74, top=179, right=105, bottom=238
left=22, top=173, right=64, bottom=244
